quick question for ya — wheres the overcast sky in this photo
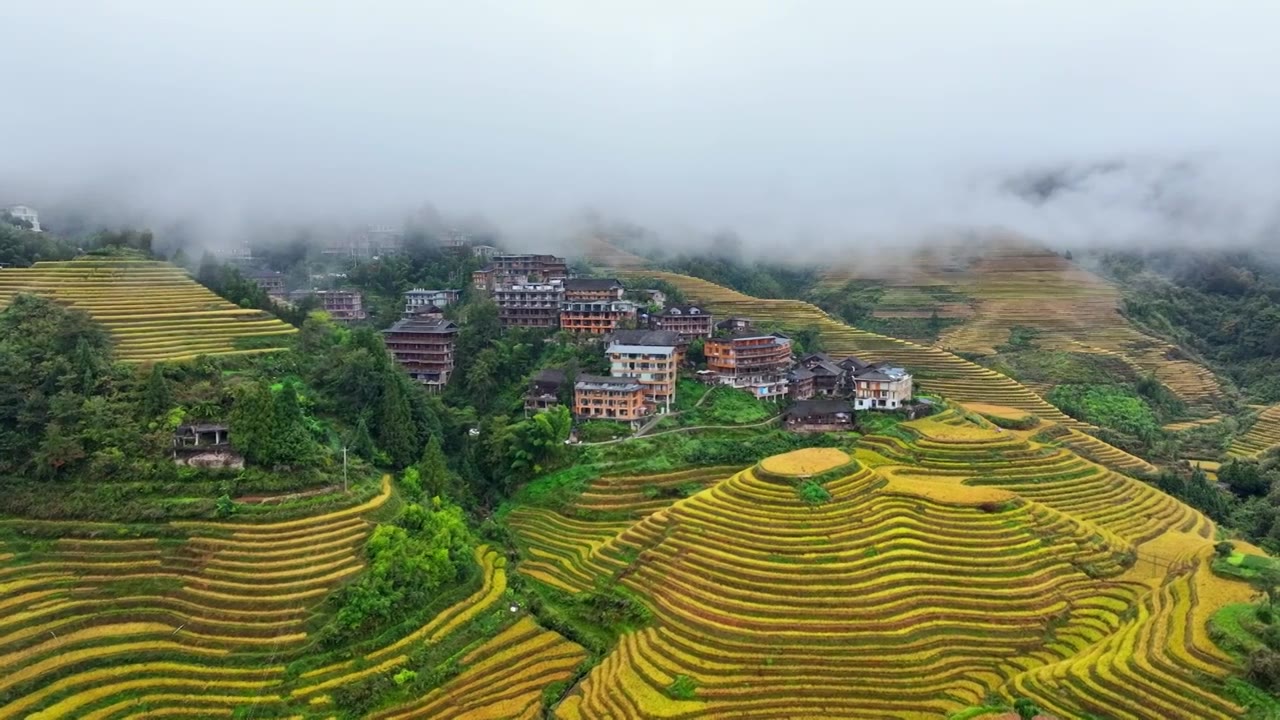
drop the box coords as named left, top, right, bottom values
left=4, top=1, right=1280, bottom=253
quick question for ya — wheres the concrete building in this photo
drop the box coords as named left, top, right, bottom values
left=308, top=290, right=366, bottom=322
left=563, top=278, right=625, bottom=301
left=324, top=225, right=404, bottom=258
left=560, top=299, right=636, bottom=335
left=494, top=282, right=565, bottom=329
left=245, top=270, right=286, bottom=298
left=704, top=331, right=792, bottom=400
left=403, top=288, right=461, bottom=315
left=607, top=329, right=680, bottom=413
left=382, top=313, right=459, bottom=392
left=852, top=366, right=913, bottom=410
left=472, top=245, right=499, bottom=261
left=649, top=305, right=714, bottom=341
left=472, top=267, right=497, bottom=293
left=4, top=205, right=40, bottom=232
left=574, top=375, right=649, bottom=425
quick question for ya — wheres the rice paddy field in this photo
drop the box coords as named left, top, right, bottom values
left=0, top=257, right=296, bottom=362
left=0, top=473, right=588, bottom=718
left=822, top=237, right=1224, bottom=410
left=508, top=411, right=1255, bottom=719
left=1229, top=404, right=1280, bottom=459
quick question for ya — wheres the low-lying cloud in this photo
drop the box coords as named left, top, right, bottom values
left=3, top=1, right=1279, bottom=257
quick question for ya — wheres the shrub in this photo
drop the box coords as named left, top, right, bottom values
left=215, top=494, right=237, bottom=517
left=797, top=480, right=831, bottom=505
left=1216, top=541, right=1236, bottom=558
left=392, top=668, right=418, bottom=685
left=666, top=674, right=697, bottom=700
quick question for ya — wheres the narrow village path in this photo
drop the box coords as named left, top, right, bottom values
left=576, top=414, right=781, bottom=446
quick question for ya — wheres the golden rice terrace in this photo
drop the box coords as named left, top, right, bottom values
left=0, top=257, right=296, bottom=362
left=509, top=412, right=1254, bottom=720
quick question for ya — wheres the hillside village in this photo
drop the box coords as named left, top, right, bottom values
left=238, top=238, right=917, bottom=431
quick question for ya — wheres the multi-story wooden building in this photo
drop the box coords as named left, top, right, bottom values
left=524, top=368, right=567, bottom=413
left=403, top=288, right=461, bottom=314
left=704, top=331, right=792, bottom=400
left=472, top=267, right=497, bottom=293
left=245, top=270, right=286, bottom=298
left=491, top=254, right=568, bottom=283
left=648, top=305, right=714, bottom=341
left=560, top=299, right=636, bottom=335
left=607, top=329, right=680, bottom=413
left=494, top=282, right=564, bottom=329
left=573, top=375, right=649, bottom=425
left=788, top=366, right=816, bottom=400
left=563, top=278, right=625, bottom=301
left=382, top=313, right=459, bottom=392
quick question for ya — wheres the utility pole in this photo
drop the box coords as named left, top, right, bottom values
left=342, top=446, right=348, bottom=493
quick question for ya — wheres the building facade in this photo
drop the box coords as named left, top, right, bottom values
left=563, top=278, right=625, bottom=301
left=4, top=205, right=40, bottom=232
left=490, top=254, right=568, bottom=283
left=313, top=290, right=366, bottom=322
left=323, top=225, right=403, bottom=258
left=607, top=330, right=680, bottom=413
left=525, top=368, right=567, bottom=413
left=403, top=288, right=461, bottom=314
left=649, top=305, right=714, bottom=340
left=573, top=375, right=649, bottom=424
left=246, top=270, right=286, bottom=298
left=494, top=282, right=565, bottom=329
left=560, top=299, right=636, bottom=335
left=852, top=366, right=913, bottom=410
left=382, top=314, right=459, bottom=392
left=704, top=331, right=792, bottom=400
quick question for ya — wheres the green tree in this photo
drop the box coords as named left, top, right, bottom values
left=418, top=435, right=451, bottom=497
left=1013, top=697, right=1040, bottom=720
left=348, top=417, right=376, bottom=461
left=141, top=364, right=172, bottom=419
left=376, top=378, right=418, bottom=467
left=510, top=406, right=572, bottom=477
left=230, top=381, right=276, bottom=464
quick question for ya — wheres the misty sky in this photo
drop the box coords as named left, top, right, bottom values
left=4, top=1, right=1280, bottom=252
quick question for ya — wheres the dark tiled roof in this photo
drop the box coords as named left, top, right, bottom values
left=533, top=368, right=567, bottom=385
left=564, top=278, right=623, bottom=291
left=575, top=374, right=643, bottom=391
left=608, top=329, right=681, bottom=347
left=383, top=317, right=459, bottom=334
left=784, top=399, right=855, bottom=419
left=788, top=367, right=815, bottom=380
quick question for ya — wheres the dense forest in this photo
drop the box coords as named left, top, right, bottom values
left=1091, top=248, right=1280, bottom=402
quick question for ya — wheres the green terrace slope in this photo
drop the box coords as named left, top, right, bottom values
left=0, top=257, right=296, bottom=362
left=509, top=411, right=1253, bottom=720
left=623, top=270, right=1156, bottom=476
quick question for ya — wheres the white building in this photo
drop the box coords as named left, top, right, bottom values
left=4, top=205, right=41, bottom=232
left=404, top=288, right=461, bottom=315
left=852, top=366, right=913, bottom=410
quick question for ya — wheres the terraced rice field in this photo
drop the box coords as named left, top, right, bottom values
left=372, top=617, right=587, bottom=719
left=620, top=269, right=1155, bottom=477
left=0, top=466, right=582, bottom=719
left=509, top=414, right=1251, bottom=719
left=0, top=257, right=296, bottom=362
left=824, top=238, right=1224, bottom=408
left=1229, top=404, right=1280, bottom=458
left=0, top=479, right=392, bottom=717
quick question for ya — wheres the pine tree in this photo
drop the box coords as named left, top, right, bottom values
left=348, top=417, right=376, bottom=461
left=376, top=378, right=417, bottom=467
left=418, top=435, right=450, bottom=497
left=230, top=381, right=277, bottom=464
left=141, top=364, right=172, bottom=419
left=272, top=382, right=315, bottom=464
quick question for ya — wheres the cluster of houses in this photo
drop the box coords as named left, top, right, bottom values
left=240, top=248, right=915, bottom=427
